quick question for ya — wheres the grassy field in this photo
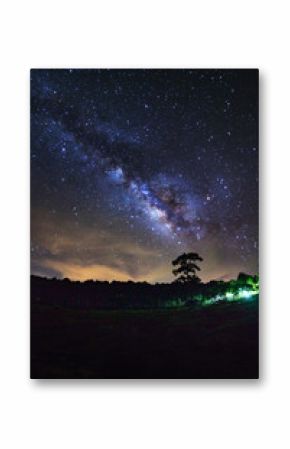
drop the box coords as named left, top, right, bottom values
left=31, top=301, right=258, bottom=379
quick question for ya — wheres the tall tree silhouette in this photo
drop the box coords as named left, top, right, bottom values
left=172, top=252, right=203, bottom=283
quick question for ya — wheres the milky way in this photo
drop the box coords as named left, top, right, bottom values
left=31, top=69, right=258, bottom=282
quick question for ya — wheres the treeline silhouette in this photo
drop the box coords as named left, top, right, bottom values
left=31, top=272, right=258, bottom=310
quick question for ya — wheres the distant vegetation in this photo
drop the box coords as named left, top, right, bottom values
left=31, top=271, right=259, bottom=310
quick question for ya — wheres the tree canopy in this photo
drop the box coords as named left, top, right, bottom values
left=172, top=252, right=203, bottom=284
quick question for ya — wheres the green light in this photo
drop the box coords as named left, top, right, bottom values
left=202, top=298, right=216, bottom=306
left=238, top=289, right=258, bottom=299
left=226, top=292, right=234, bottom=299
left=242, top=291, right=251, bottom=298
left=200, top=287, right=258, bottom=307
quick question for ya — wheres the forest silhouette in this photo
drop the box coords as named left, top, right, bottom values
left=31, top=252, right=258, bottom=310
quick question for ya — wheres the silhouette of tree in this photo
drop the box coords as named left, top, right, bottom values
left=172, top=252, right=203, bottom=283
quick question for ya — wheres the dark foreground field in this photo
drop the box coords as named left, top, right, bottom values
left=31, top=301, right=258, bottom=379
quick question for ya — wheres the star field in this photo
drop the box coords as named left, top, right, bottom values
left=31, top=69, right=258, bottom=282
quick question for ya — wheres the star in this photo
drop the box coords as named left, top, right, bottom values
left=31, top=69, right=258, bottom=282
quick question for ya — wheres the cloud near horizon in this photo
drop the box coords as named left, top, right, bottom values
left=31, top=210, right=255, bottom=283
left=31, top=210, right=173, bottom=282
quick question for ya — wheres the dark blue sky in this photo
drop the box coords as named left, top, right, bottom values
left=31, top=69, right=258, bottom=282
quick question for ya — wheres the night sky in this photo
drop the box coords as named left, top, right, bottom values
left=31, top=69, right=258, bottom=283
